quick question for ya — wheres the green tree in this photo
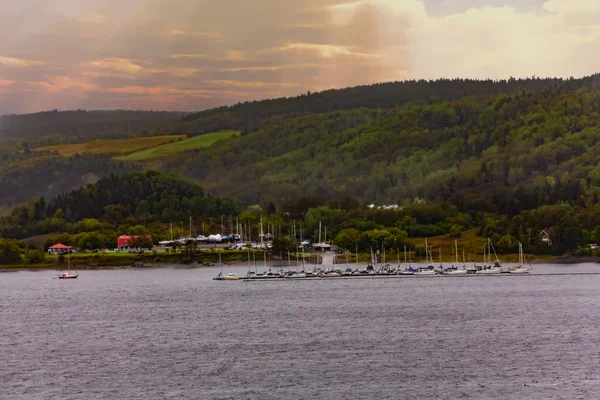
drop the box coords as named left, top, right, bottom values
left=24, top=249, right=45, bottom=264
left=0, top=239, right=22, bottom=264
left=334, top=228, right=361, bottom=251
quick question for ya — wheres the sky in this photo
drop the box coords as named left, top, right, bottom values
left=1, top=0, right=600, bottom=114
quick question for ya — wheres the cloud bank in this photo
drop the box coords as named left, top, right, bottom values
left=0, top=0, right=599, bottom=114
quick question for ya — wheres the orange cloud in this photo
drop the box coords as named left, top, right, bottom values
left=88, top=58, right=145, bottom=74
left=261, top=42, right=380, bottom=59
left=0, top=56, right=47, bottom=67
left=162, top=29, right=222, bottom=38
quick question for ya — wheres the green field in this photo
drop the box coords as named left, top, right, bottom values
left=34, top=135, right=186, bottom=157
left=115, top=130, right=241, bottom=161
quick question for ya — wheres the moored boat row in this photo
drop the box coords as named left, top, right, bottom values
left=214, top=240, right=532, bottom=281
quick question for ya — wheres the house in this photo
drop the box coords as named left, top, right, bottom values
left=47, top=243, right=72, bottom=255
left=540, top=230, right=552, bottom=245
left=117, top=235, right=152, bottom=252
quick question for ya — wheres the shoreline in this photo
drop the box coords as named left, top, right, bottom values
left=0, top=252, right=598, bottom=271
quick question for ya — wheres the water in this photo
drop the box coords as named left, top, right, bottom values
left=2, top=263, right=600, bottom=399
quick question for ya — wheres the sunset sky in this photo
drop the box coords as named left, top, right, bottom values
left=1, top=0, right=600, bottom=114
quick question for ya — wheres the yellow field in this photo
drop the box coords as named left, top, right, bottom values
left=34, top=135, right=187, bottom=157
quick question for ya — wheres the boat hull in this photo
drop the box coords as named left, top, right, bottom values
left=58, top=275, right=78, bottom=279
left=443, top=270, right=467, bottom=275
left=476, top=269, right=502, bottom=274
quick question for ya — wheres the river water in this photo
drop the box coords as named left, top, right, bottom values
left=2, top=263, right=600, bottom=399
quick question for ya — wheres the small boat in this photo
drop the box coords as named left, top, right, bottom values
left=508, top=243, right=530, bottom=274
left=214, top=272, right=240, bottom=281
left=476, top=266, right=502, bottom=274
left=476, top=239, right=502, bottom=274
left=285, top=272, right=307, bottom=278
left=414, top=266, right=436, bottom=275
left=58, top=272, right=78, bottom=279
left=213, top=251, right=240, bottom=280
left=443, top=268, right=467, bottom=275
left=415, top=240, right=437, bottom=275
left=57, top=252, right=78, bottom=279
left=396, top=246, right=415, bottom=275
left=443, top=241, right=467, bottom=275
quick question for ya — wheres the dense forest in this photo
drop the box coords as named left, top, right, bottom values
left=0, top=150, right=133, bottom=208
left=0, top=110, right=185, bottom=146
left=0, top=171, right=241, bottom=247
left=172, top=75, right=600, bottom=134
left=172, top=87, right=600, bottom=210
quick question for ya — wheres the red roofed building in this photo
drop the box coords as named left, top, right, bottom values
left=48, top=243, right=72, bottom=255
left=118, top=235, right=152, bottom=252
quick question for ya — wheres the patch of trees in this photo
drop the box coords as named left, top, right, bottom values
left=0, top=171, right=242, bottom=241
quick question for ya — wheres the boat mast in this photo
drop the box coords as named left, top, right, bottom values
left=219, top=251, right=222, bottom=275
left=455, top=240, right=458, bottom=265
left=247, top=248, right=251, bottom=272
left=260, top=215, right=264, bottom=249
left=319, top=221, right=322, bottom=245
left=264, top=250, right=267, bottom=273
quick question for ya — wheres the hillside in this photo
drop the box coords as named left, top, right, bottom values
left=172, top=75, right=600, bottom=134
left=34, top=135, right=186, bottom=157
left=0, top=110, right=185, bottom=145
left=0, top=152, right=133, bottom=208
left=4, top=75, right=600, bottom=258
left=170, top=87, right=600, bottom=213
left=115, top=130, right=240, bottom=161
left=0, top=170, right=241, bottom=241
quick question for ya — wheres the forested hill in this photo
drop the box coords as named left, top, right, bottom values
left=0, top=110, right=185, bottom=145
left=0, top=171, right=241, bottom=239
left=170, top=84, right=600, bottom=216
left=172, top=75, right=600, bottom=134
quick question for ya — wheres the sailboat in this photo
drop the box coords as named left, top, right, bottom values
left=444, top=241, right=467, bottom=275
left=414, top=239, right=436, bottom=275
left=397, top=245, right=414, bottom=275
left=508, top=243, right=530, bottom=274
left=476, top=238, right=502, bottom=274
left=213, top=251, right=239, bottom=280
left=58, top=251, right=78, bottom=279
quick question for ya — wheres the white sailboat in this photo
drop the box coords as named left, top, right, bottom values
left=477, top=238, right=502, bottom=274
left=444, top=241, right=467, bottom=275
left=213, top=251, right=239, bottom=280
left=414, top=239, right=436, bottom=275
left=508, top=243, right=530, bottom=274
left=397, top=245, right=414, bottom=275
